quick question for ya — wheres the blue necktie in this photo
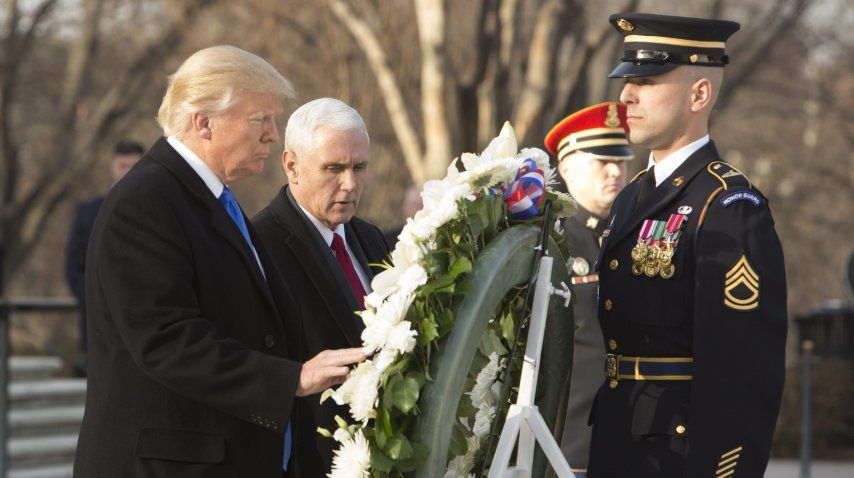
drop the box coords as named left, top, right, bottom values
left=218, top=186, right=293, bottom=469
left=218, top=186, right=254, bottom=248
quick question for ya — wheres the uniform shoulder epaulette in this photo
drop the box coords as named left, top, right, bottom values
left=697, top=160, right=766, bottom=229
left=629, top=168, right=649, bottom=184
left=706, top=160, right=751, bottom=191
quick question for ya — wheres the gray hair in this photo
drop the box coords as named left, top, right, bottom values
left=157, top=45, right=295, bottom=138
left=285, top=98, right=368, bottom=156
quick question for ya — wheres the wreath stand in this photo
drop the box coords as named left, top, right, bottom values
left=488, top=253, right=577, bottom=478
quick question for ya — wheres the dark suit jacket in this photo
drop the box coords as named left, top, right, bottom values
left=74, top=138, right=303, bottom=478
left=252, top=186, right=391, bottom=478
left=65, top=196, right=105, bottom=352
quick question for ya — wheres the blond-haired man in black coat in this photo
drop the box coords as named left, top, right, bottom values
left=74, top=46, right=365, bottom=478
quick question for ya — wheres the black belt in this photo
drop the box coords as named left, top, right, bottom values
left=605, top=354, right=693, bottom=382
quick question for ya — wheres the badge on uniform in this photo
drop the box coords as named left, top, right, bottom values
left=719, top=190, right=763, bottom=208
left=724, top=255, right=759, bottom=311
left=631, top=213, right=687, bottom=279
left=570, top=257, right=590, bottom=276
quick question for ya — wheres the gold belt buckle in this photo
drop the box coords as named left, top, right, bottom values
left=605, top=354, right=620, bottom=381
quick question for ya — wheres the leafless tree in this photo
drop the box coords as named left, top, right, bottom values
left=0, top=0, right=221, bottom=289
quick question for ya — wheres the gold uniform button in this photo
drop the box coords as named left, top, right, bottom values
left=608, top=339, right=617, bottom=351
left=609, top=259, right=619, bottom=270
left=605, top=299, right=613, bottom=311
left=676, top=425, right=686, bottom=435
left=609, top=379, right=618, bottom=389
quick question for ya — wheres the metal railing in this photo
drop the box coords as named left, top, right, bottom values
left=0, top=297, right=77, bottom=477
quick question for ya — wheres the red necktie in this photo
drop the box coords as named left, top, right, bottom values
left=330, top=233, right=366, bottom=309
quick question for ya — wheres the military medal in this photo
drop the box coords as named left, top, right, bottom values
left=631, top=213, right=688, bottom=280
left=631, top=220, right=654, bottom=275
left=571, top=257, right=590, bottom=276
left=657, top=213, right=687, bottom=279
left=644, top=243, right=661, bottom=277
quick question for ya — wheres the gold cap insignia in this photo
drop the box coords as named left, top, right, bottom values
left=724, top=256, right=759, bottom=311
left=605, top=103, right=621, bottom=128
left=689, top=54, right=699, bottom=63
left=617, top=19, right=634, bottom=31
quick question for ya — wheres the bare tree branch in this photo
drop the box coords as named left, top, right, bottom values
left=494, top=0, right=519, bottom=122
left=3, top=0, right=221, bottom=281
left=328, top=0, right=426, bottom=183
left=708, top=0, right=726, bottom=19
left=415, top=0, right=455, bottom=180
left=718, top=0, right=813, bottom=111
left=461, top=0, right=499, bottom=89
left=1, top=0, right=57, bottom=209
left=512, top=0, right=567, bottom=144
left=57, top=0, right=105, bottom=130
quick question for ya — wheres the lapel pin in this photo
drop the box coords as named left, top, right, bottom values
left=673, top=176, right=685, bottom=187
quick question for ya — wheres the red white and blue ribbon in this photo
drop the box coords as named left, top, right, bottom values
left=503, top=158, right=545, bottom=219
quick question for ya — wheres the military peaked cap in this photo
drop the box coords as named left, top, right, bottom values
left=544, top=102, right=634, bottom=163
left=608, top=13, right=740, bottom=78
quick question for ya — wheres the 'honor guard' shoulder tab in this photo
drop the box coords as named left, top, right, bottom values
left=706, top=161, right=751, bottom=190
left=630, top=168, right=649, bottom=184
left=698, top=160, right=767, bottom=229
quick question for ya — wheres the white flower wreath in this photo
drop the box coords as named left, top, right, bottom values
left=322, top=123, right=576, bottom=478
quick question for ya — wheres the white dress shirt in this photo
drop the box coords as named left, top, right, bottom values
left=167, top=136, right=265, bottom=275
left=647, top=135, right=710, bottom=186
left=297, top=204, right=372, bottom=294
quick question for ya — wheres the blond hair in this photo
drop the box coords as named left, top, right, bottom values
left=157, top=45, right=295, bottom=138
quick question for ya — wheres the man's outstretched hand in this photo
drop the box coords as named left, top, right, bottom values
left=296, top=347, right=367, bottom=397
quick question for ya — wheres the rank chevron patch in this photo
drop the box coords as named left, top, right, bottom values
left=717, top=446, right=742, bottom=477
left=724, top=256, right=759, bottom=311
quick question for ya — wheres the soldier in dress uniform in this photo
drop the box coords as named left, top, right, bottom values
left=588, top=13, right=787, bottom=478
left=543, top=102, right=634, bottom=478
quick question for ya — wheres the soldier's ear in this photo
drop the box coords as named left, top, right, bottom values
left=690, top=77, right=713, bottom=113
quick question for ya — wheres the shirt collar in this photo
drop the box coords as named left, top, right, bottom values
left=167, top=136, right=225, bottom=198
left=646, top=135, right=710, bottom=187
left=296, top=203, right=346, bottom=248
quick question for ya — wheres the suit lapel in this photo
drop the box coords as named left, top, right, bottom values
left=148, top=137, right=278, bottom=313
left=271, top=188, right=364, bottom=345
left=607, top=141, right=719, bottom=247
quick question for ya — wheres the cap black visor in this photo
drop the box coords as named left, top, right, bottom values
left=608, top=61, right=679, bottom=78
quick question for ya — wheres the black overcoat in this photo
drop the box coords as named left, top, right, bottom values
left=252, top=186, right=390, bottom=477
left=74, top=138, right=303, bottom=478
